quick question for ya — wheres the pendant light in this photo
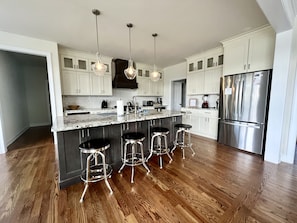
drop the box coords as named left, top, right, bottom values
left=150, top=33, right=161, bottom=82
left=124, top=23, right=137, bottom=80
left=91, top=9, right=107, bottom=76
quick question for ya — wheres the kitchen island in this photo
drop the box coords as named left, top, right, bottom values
left=52, top=110, right=183, bottom=188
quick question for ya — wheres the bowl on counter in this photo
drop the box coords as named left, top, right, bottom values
left=67, top=105, right=80, bottom=110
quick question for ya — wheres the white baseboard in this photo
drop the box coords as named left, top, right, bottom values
left=7, top=126, right=30, bottom=146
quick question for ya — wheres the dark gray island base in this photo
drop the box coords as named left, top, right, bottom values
left=53, top=111, right=182, bottom=188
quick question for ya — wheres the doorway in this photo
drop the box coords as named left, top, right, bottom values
left=171, top=79, right=186, bottom=111
left=0, top=50, right=52, bottom=151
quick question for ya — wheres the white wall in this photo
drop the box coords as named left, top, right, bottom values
left=0, top=51, right=30, bottom=145
left=163, top=62, right=187, bottom=110
left=264, top=30, right=292, bottom=163
left=0, top=31, right=63, bottom=153
left=280, top=16, right=297, bottom=163
left=23, top=65, right=51, bottom=126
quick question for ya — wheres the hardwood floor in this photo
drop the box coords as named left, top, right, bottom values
left=0, top=128, right=297, bottom=223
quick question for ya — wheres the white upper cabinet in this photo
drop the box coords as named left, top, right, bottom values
left=91, top=74, right=112, bottom=96
left=61, top=55, right=89, bottom=72
left=222, top=26, right=275, bottom=76
left=136, top=63, right=163, bottom=96
left=61, top=70, right=90, bottom=95
left=187, top=57, right=205, bottom=73
left=186, top=71, right=205, bottom=95
left=59, top=48, right=112, bottom=96
left=186, top=47, right=223, bottom=95
left=205, top=52, right=224, bottom=70
left=204, top=67, right=222, bottom=94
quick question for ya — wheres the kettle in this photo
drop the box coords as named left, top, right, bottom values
left=101, top=100, right=108, bottom=109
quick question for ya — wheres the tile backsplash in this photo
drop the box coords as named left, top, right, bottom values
left=63, top=89, right=158, bottom=110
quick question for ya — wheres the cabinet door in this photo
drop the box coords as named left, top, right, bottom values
left=102, top=74, right=112, bottom=95
left=57, top=130, right=82, bottom=186
left=61, top=70, right=78, bottom=95
left=187, top=57, right=204, bottom=73
left=248, top=28, right=275, bottom=72
left=204, top=67, right=222, bottom=94
left=208, top=117, right=218, bottom=139
left=91, top=74, right=112, bottom=96
left=150, top=78, right=163, bottom=96
left=61, top=55, right=75, bottom=70
left=77, top=72, right=90, bottom=95
left=137, top=77, right=150, bottom=95
left=61, top=55, right=88, bottom=72
left=198, top=116, right=208, bottom=136
left=156, top=78, right=164, bottom=96
left=223, top=37, right=249, bottom=75
left=187, top=71, right=204, bottom=95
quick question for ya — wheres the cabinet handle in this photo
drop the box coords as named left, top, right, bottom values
left=248, top=64, right=250, bottom=69
left=244, top=64, right=246, bottom=70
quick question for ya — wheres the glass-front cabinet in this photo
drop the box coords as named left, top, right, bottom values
left=61, top=55, right=89, bottom=72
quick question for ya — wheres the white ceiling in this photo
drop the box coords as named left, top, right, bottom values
left=0, top=0, right=269, bottom=68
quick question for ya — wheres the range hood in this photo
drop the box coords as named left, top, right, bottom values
left=112, top=59, right=138, bottom=89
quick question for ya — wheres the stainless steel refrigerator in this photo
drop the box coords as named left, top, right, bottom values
left=218, top=70, right=271, bottom=155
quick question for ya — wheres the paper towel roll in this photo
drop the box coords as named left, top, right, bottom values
left=116, top=100, right=124, bottom=116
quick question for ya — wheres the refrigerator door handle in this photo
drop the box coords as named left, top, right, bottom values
left=237, top=80, right=241, bottom=118
left=239, top=79, right=244, bottom=117
left=221, top=120, right=261, bottom=129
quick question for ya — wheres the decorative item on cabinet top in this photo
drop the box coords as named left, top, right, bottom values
left=186, top=46, right=223, bottom=74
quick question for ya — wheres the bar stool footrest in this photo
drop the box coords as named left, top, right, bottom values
left=174, top=141, right=192, bottom=148
left=152, top=146, right=170, bottom=156
left=122, top=153, right=145, bottom=166
left=80, top=164, right=113, bottom=183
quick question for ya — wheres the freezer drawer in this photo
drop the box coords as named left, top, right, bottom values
left=218, top=120, right=265, bottom=155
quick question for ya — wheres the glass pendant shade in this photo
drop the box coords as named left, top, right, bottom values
left=92, top=61, right=107, bottom=76
left=150, top=33, right=160, bottom=82
left=92, top=52, right=107, bottom=76
left=124, top=59, right=137, bottom=80
left=125, top=23, right=137, bottom=80
left=150, top=70, right=161, bottom=82
left=92, top=9, right=106, bottom=76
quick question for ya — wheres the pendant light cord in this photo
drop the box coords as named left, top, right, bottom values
left=126, top=23, right=134, bottom=62
left=95, top=14, right=100, bottom=54
left=128, top=26, right=132, bottom=60
left=153, top=33, right=158, bottom=71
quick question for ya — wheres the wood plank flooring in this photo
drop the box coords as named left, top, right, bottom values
left=0, top=127, right=297, bottom=223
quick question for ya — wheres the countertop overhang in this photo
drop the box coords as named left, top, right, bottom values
left=52, top=110, right=184, bottom=132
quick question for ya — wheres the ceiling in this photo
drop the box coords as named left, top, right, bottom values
left=0, top=0, right=269, bottom=68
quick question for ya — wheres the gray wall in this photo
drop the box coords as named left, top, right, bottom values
left=0, top=51, right=50, bottom=146
left=0, top=51, right=29, bottom=145
left=24, top=65, right=51, bottom=126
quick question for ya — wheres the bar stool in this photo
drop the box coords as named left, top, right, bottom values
left=118, top=132, right=150, bottom=183
left=79, top=138, right=113, bottom=203
left=146, top=127, right=172, bottom=169
left=171, top=124, right=195, bottom=159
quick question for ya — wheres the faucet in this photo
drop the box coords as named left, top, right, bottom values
left=132, top=96, right=137, bottom=115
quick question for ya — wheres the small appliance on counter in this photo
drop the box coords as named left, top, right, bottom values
left=202, top=95, right=209, bottom=108
left=101, top=100, right=108, bottom=108
left=142, top=100, right=154, bottom=107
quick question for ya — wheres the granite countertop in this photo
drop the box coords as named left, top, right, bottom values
left=52, top=110, right=183, bottom=132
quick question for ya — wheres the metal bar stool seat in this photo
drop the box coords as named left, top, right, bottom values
left=79, top=138, right=113, bottom=203
left=146, top=127, right=172, bottom=169
left=118, top=132, right=150, bottom=183
left=171, top=123, right=195, bottom=159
